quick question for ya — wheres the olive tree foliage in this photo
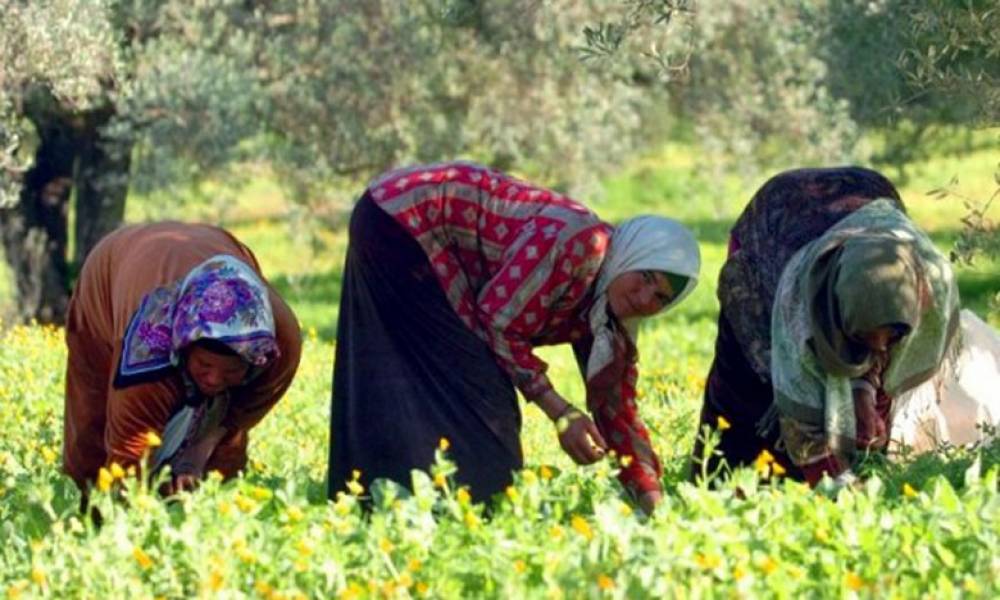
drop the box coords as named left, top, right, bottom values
left=820, top=0, right=998, bottom=171
left=586, top=0, right=998, bottom=261
left=580, top=0, right=863, bottom=182
left=826, top=0, right=999, bottom=271
left=884, top=0, right=999, bottom=268
left=0, top=0, right=661, bottom=323
left=241, top=0, right=659, bottom=209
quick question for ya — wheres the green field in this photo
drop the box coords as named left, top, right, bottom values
left=0, top=142, right=998, bottom=598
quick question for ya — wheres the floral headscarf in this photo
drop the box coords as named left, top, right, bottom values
left=587, top=215, right=701, bottom=380
left=115, top=254, right=280, bottom=388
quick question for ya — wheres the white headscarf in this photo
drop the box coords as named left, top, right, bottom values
left=587, top=216, right=701, bottom=380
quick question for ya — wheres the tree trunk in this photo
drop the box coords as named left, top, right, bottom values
left=74, top=107, right=131, bottom=266
left=0, top=102, right=76, bottom=324
left=0, top=90, right=130, bottom=325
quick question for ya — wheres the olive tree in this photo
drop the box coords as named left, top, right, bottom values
left=580, top=0, right=862, bottom=180
left=1, top=0, right=131, bottom=322
left=585, top=0, right=998, bottom=265
left=0, top=0, right=661, bottom=323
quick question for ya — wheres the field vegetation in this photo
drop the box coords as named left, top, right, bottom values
left=0, top=131, right=997, bottom=597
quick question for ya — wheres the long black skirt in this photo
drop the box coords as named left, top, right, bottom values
left=328, top=194, right=522, bottom=503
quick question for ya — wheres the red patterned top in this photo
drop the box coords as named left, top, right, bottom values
left=368, top=161, right=662, bottom=494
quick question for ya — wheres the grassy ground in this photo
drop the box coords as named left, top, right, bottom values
left=0, top=137, right=997, bottom=597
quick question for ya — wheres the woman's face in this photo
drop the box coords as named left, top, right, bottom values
left=856, top=325, right=906, bottom=353
left=185, top=345, right=249, bottom=395
left=607, top=270, right=677, bottom=320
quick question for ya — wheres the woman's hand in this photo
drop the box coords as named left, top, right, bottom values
left=853, top=388, right=888, bottom=449
left=165, top=464, right=202, bottom=495
left=160, top=425, right=228, bottom=496
left=556, top=408, right=608, bottom=465
left=532, top=390, right=608, bottom=464
left=637, top=489, right=662, bottom=515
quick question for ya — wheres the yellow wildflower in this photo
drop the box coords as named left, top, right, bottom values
left=438, top=437, right=450, bottom=451
left=144, top=431, right=162, bottom=448
left=407, top=558, right=422, bottom=572
left=132, top=547, right=154, bottom=570
left=463, top=510, right=480, bottom=529
left=695, top=553, right=721, bottom=569
left=234, top=494, right=256, bottom=513
left=754, top=449, right=775, bottom=474
left=571, top=515, right=594, bottom=541
left=733, top=565, right=747, bottom=581
left=296, top=539, right=314, bottom=557
left=716, top=415, right=732, bottom=431
left=962, top=578, right=980, bottom=594
left=456, top=488, right=471, bottom=505
left=902, top=483, right=918, bottom=498
left=415, top=582, right=429, bottom=595
left=620, top=454, right=634, bottom=468
left=759, top=556, right=778, bottom=575
left=30, top=566, right=45, bottom=587
left=286, top=506, right=304, bottom=522
left=97, top=467, right=113, bottom=493
left=110, top=462, right=126, bottom=480
left=237, top=547, right=256, bottom=565
left=513, top=560, right=527, bottom=574
left=346, top=479, right=364, bottom=496
left=397, top=572, right=413, bottom=589
left=7, top=580, right=29, bottom=599
left=206, top=569, right=224, bottom=592
left=40, top=447, right=57, bottom=466
left=539, top=465, right=554, bottom=480
left=549, top=524, right=565, bottom=540
left=505, top=486, right=519, bottom=501
left=338, top=582, right=363, bottom=600
left=597, top=574, right=615, bottom=591
left=844, top=571, right=864, bottom=591
left=378, top=537, right=394, bottom=553
left=771, top=462, right=787, bottom=477
left=250, top=486, right=273, bottom=501
left=815, top=527, right=830, bottom=543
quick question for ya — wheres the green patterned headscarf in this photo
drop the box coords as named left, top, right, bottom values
left=808, top=236, right=924, bottom=379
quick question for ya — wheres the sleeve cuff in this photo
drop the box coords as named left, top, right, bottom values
left=618, top=460, right=662, bottom=496
left=519, top=371, right=554, bottom=401
left=800, top=454, right=846, bottom=487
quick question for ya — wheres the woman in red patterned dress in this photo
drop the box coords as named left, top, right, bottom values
left=328, top=161, right=700, bottom=512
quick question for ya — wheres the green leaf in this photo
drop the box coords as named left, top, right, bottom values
left=934, top=543, right=956, bottom=568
